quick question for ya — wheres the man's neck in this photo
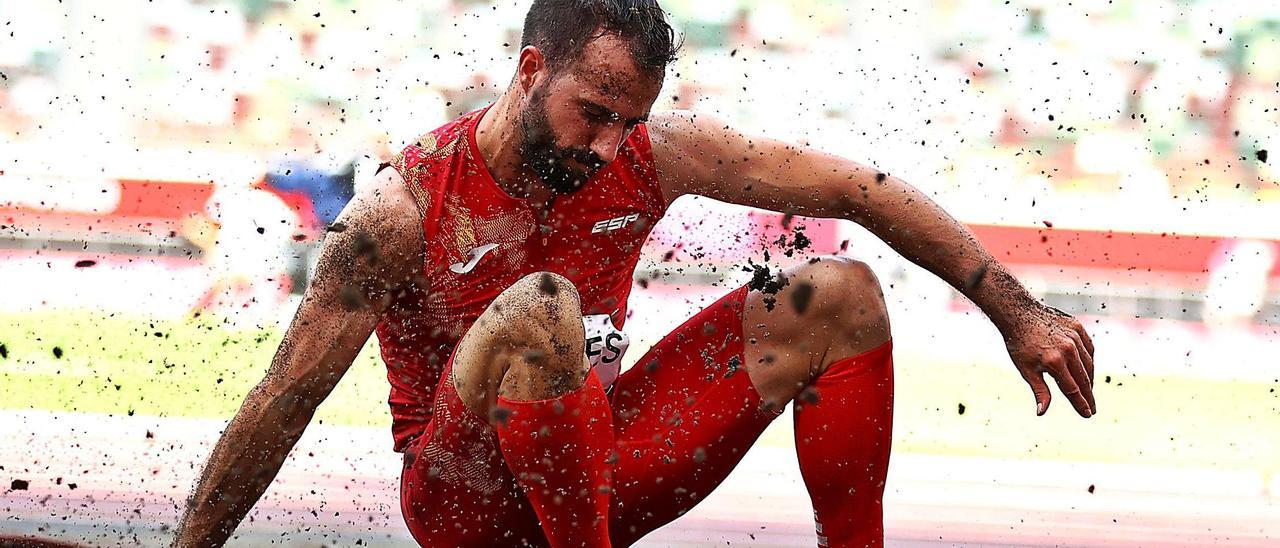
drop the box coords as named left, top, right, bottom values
left=474, top=91, right=554, bottom=208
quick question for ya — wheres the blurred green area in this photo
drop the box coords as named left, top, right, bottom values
left=0, top=309, right=392, bottom=429
left=1, top=310, right=1276, bottom=476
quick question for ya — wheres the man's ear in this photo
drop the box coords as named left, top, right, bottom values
left=516, top=46, right=548, bottom=93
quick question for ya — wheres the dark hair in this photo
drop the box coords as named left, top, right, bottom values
left=521, top=0, right=681, bottom=77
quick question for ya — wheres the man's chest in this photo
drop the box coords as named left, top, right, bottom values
left=427, top=190, right=656, bottom=313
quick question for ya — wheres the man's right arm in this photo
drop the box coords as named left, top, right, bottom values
left=172, top=166, right=424, bottom=547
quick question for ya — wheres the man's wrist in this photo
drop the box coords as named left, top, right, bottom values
left=966, top=262, right=1038, bottom=336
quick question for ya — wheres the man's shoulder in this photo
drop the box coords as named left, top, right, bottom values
left=354, top=163, right=423, bottom=231
left=640, top=110, right=729, bottom=158
left=330, top=164, right=425, bottom=276
left=642, top=110, right=730, bottom=169
left=644, top=110, right=723, bottom=139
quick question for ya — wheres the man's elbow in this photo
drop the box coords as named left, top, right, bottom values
left=810, top=180, right=865, bottom=224
left=244, top=376, right=325, bottom=433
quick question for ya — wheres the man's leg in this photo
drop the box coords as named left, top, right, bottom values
left=400, top=271, right=613, bottom=548
left=399, top=352, right=547, bottom=547
left=454, top=271, right=614, bottom=548
left=606, top=282, right=772, bottom=546
left=745, top=258, right=894, bottom=548
left=608, top=257, right=893, bottom=547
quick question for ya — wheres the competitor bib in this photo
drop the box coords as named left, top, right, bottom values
left=582, top=313, right=629, bottom=388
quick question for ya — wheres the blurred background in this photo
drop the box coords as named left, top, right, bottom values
left=1, top=0, right=1277, bottom=546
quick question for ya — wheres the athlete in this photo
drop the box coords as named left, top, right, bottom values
left=174, top=1, right=1097, bottom=547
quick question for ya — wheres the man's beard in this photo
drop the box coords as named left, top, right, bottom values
left=519, top=86, right=606, bottom=195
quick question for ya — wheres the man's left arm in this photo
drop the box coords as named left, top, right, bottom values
left=646, top=111, right=1095, bottom=418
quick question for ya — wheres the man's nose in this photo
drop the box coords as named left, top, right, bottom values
left=590, top=125, right=627, bottom=165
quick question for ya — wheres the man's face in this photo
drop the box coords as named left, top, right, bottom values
left=519, top=34, right=664, bottom=194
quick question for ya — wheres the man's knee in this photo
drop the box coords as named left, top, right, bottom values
left=799, top=257, right=892, bottom=348
left=495, top=271, right=584, bottom=341
left=483, top=272, right=589, bottom=401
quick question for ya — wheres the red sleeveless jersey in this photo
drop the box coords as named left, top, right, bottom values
left=375, top=107, right=667, bottom=451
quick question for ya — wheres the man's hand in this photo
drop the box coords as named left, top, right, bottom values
left=999, top=304, right=1096, bottom=418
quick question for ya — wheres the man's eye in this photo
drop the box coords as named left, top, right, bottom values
left=585, top=107, right=617, bottom=123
